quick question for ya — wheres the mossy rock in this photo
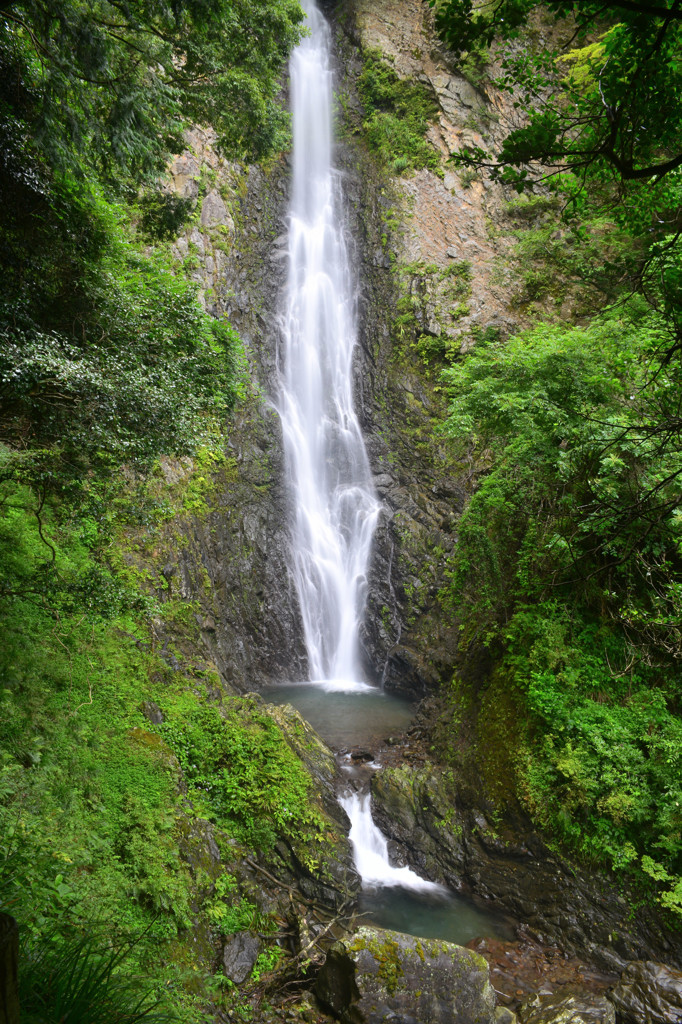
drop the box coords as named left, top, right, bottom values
left=316, top=925, right=496, bottom=1024
left=261, top=702, right=361, bottom=906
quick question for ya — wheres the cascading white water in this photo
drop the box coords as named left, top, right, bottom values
left=278, top=0, right=441, bottom=894
left=340, top=792, right=446, bottom=892
left=277, top=0, right=380, bottom=687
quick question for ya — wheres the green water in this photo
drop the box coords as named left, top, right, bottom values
left=260, top=680, right=414, bottom=750
left=359, top=888, right=515, bottom=944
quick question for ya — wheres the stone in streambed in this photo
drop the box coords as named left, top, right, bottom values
left=610, top=960, right=682, bottom=1023
left=519, top=991, right=615, bottom=1023
left=350, top=748, right=374, bottom=763
left=315, top=925, right=496, bottom=1024
left=496, top=1009, right=518, bottom=1024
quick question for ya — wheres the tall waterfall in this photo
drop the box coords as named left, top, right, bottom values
left=276, top=0, right=447, bottom=898
left=278, top=0, right=380, bottom=685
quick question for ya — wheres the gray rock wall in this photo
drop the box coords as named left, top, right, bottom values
left=160, top=135, right=309, bottom=691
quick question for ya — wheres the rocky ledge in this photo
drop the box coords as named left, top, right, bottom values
left=312, top=924, right=682, bottom=1024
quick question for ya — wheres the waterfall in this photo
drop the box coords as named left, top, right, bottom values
left=278, top=0, right=440, bottom=895
left=339, top=792, right=446, bottom=892
left=277, top=0, right=380, bottom=687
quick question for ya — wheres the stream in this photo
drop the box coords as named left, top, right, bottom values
left=270, top=0, right=514, bottom=949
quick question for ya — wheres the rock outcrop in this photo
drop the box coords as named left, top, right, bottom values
left=519, top=992, right=615, bottom=1024
left=264, top=702, right=361, bottom=907
left=223, top=932, right=261, bottom=984
left=369, top=760, right=682, bottom=972
left=609, top=960, right=682, bottom=1024
left=316, top=925, right=497, bottom=1024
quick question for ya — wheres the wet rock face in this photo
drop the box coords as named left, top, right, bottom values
left=161, top=135, right=309, bottom=692
left=315, top=925, right=497, bottom=1024
left=329, top=46, right=466, bottom=696
left=326, top=0, right=539, bottom=697
left=160, top=2, right=507, bottom=698
left=519, top=992, right=615, bottom=1024
left=610, top=960, right=682, bottom=1024
left=369, top=763, right=682, bottom=973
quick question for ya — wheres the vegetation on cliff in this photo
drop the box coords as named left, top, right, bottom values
left=432, top=0, right=682, bottom=918
left=431, top=0, right=682, bottom=187
left=0, top=0, right=314, bottom=1019
left=356, top=49, right=441, bottom=175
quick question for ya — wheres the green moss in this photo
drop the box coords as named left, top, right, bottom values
left=350, top=932, right=405, bottom=996
left=357, top=50, right=440, bottom=175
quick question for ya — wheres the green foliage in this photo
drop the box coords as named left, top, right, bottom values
left=430, top=0, right=682, bottom=187
left=508, top=605, right=682, bottom=872
left=250, top=946, right=284, bottom=982
left=1, top=180, right=240, bottom=492
left=158, top=698, right=329, bottom=854
left=0, top=0, right=313, bottom=1017
left=19, top=933, right=176, bottom=1024
left=1, top=0, right=304, bottom=184
left=205, top=873, right=257, bottom=936
left=0, top=466, right=326, bottom=1017
left=443, top=303, right=682, bottom=909
left=138, top=191, right=195, bottom=242
left=357, top=50, right=440, bottom=174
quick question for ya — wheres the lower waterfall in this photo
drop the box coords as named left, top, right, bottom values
left=339, top=792, right=445, bottom=892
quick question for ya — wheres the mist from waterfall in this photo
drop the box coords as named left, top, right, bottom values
left=277, top=0, right=380, bottom=686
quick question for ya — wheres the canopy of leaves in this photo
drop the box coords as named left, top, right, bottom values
left=430, top=0, right=682, bottom=187
left=0, top=0, right=304, bottom=520
left=1, top=0, right=304, bottom=183
left=443, top=302, right=682, bottom=912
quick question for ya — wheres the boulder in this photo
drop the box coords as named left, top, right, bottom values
left=140, top=700, right=164, bottom=725
left=519, top=991, right=615, bottom=1023
left=316, top=925, right=497, bottom=1024
left=610, top=960, right=682, bottom=1023
left=496, top=1010, right=518, bottom=1024
left=222, top=931, right=260, bottom=984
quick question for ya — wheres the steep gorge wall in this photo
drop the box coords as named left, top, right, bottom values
left=154, top=0, right=526, bottom=698
left=149, top=132, right=308, bottom=691
left=331, top=0, right=522, bottom=693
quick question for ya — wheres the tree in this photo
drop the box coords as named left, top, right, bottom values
left=0, top=0, right=305, bottom=185
left=430, top=0, right=682, bottom=189
left=0, top=0, right=306, bottom=490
